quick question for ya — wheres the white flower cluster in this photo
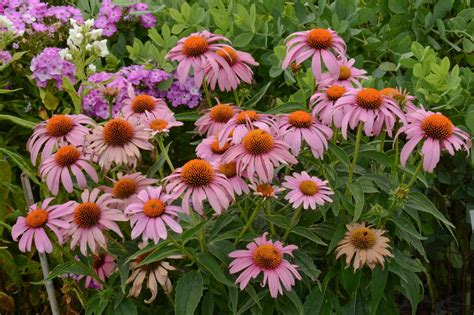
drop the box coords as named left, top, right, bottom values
left=59, top=18, right=109, bottom=61
left=0, top=15, right=24, bottom=36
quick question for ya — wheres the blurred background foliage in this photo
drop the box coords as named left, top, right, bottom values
left=1, top=0, right=473, bottom=314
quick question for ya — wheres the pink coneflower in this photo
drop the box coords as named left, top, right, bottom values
left=319, top=57, right=367, bottom=88
left=87, top=118, right=153, bottom=169
left=278, top=110, right=333, bottom=158
left=12, top=198, right=73, bottom=253
left=205, top=46, right=259, bottom=91
left=249, top=182, right=285, bottom=200
left=144, top=111, right=183, bottom=136
left=166, top=31, right=232, bottom=87
left=335, top=222, right=393, bottom=271
left=39, top=145, right=99, bottom=195
left=166, top=159, right=234, bottom=215
left=81, top=253, right=116, bottom=290
left=335, top=88, right=406, bottom=138
left=27, top=114, right=94, bottom=165
left=221, top=129, right=297, bottom=182
left=311, top=85, right=348, bottom=128
left=68, top=188, right=127, bottom=255
left=127, top=252, right=180, bottom=304
left=381, top=87, right=418, bottom=113
left=125, top=186, right=183, bottom=244
left=216, top=161, right=249, bottom=195
left=282, top=28, right=346, bottom=80
left=398, top=109, right=471, bottom=172
left=218, top=110, right=275, bottom=146
left=195, top=103, right=240, bottom=136
left=102, top=172, right=157, bottom=210
left=122, top=86, right=170, bottom=120
left=282, top=172, right=334, bottom=210
left=228, top=232, right=301, bottom=298
left=196, top=135, right=233, bottom=163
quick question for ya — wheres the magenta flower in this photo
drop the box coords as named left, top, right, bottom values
left=335, top=88, right=406, bottom=138
left=196, top=135, right=233, bottom=163
left=30, top=47, right=76, bottom=89
left=27, top=114, right=94, bottom=165
left=282, top=172, right=334, bottom=210
left=68, top=188, right=127, bottom=255
left=166, top=159, right=234, bottom=215
left=126, top=186, right=184, bottom=244
left=102, top=172, right=157, bottom=210
left=215, top=161, right=249, bottom=196
left=319, top=57, right=367, bottom=89
left=122, top=86, right=170, bottom=120
left=39, top=145, right=98, bottom=195
left=229, top=233, right=301, bottom=298
left=166, top=31, right=232, bottom=87
left=249, top=182, right=285, bottom=200
left=80, top=253, right=116, bottom=290
left=221, top=129, right=297, bottom=182
left=398, top=109, right=471, bottom=172
left=87, top=118, right=153, bottom=170
left=278, top=110, right=333, bottom=158
left=282, top=28, right=346, bottom=80
left=218, top=110, right=275, bottom=146
left=381, top=87, right=418, bottom=114
left=144, top=111, right=183, bottom=136
left=311, top=85, right=348, bottom=128
left=205, top=46, right=259, bottom=92
left=12, top=198, right=73, bottom=253
left=195, top=103, right=240, bottom=137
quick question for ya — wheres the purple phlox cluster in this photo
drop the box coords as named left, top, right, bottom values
left=164, top=74, right=202, bottom=109
left=0, top=50, right=11, bottom=65
left=30, top=47, right=76, bottom=89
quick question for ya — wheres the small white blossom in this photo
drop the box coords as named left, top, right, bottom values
left=88, top=64, right=97, bottom=72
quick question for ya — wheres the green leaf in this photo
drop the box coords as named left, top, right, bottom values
left=39, top=89, right=59, bottom=111
left=62, top=76, right=82, bottom=113
left=294, top=250, right=321, bottom=281
left=304, top=287, right=327, bottom=314
left=175, top=111, right=199, bottom=121
left=0, top=249, right=21, bottom=288
left=433, top=0, right=453, bottom=19
left=265, top=102, right=305, bottom=114
left=110, top=299, right=137, bottom=315
left=370, top=266, right=389, bottom=315
left=36, top=260, right=90, bottom=283
left=0, top=148, right=41, bottom=186
left=245, top=82, right=271, bottom=107
left=291, top=226, right=326, bottom=245
left=175, top=271, right=204, bottom=315
left=138, top=245, right=182, bottom=267
left=405, top=192, right=454, bottom=233
left=233, top=32, right=254, bottom=47
left=285, top=290, right=305, bottom=315
left=388, top=0, right=407, bottom=14
left=0, top=115, right=36, bottom=129
left=326, top=223, right=346, bottom=254
left=350, top=181, right=364, bottom=221
left=328, top=142, right=350, bottom=166
left=197, top=253, right=236, bottom=287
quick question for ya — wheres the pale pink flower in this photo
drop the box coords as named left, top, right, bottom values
left=381, top=87, right=418, bottom=114
left=282, top=172, right=333, bottom=210
left=68, top=188, right=127, bottom=255
left=196, top=135, right=233, bottom=163
left=39, top=145, right=99, bottom=195
left=166, top=159, right=234, bottom=215
left=205, top=46, right=259, bottom=91
left=215, top=161, right=249, bottom=196
left=102, top=172, right=157, bottom=210
left=80, top=253, right=116, bottom=290
left=335, top=88, right=406, bottom=138
left=12, top=198, right=73, bottom=253
left=218, top=110, right=276, bottom=146
left=195, top=103, right=240, bottom=136
left=122, top=86, right=170, bottom=120
left=278, top=110, right=333, bottom=158
left=127, top=252, right=181, bottom=304
left=229, top=232, right=301, bottom=298
left=282, top=28, right=346, bottom=80
left=126, top=186, right=184, bottom=244
left=221, top=129, right=297, bottom=182
left=319, top=57, right=367, bottom=88
left=166, top=31, right=232, bottom=87
left=249, top=182, right=285, bottom=200
left=87, top=118, right=153, bottom=170
left=27, top=114, right=94, bottom=165
left=311, top=85, right=348, bottom=128
left=144, top=111, right=183, bottom=136
left=398, top=108, right=471, bottom=172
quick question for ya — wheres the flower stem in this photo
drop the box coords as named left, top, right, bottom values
left=405, top=159, right=423, bottom=190
left=202, top=80, right=213, bottom=107
left=168, top=234, right=196, bottom=263
left=263, top=200, right=276, bottom=236
left=198, top=217, right=207, bottom=252
left=390, top=137, right=399, bottom=180
left=234, top=200, right=261, bottom=245
left=233, top=89, right=240, bottom=106
left=282, top=207, right=303, bottom=242
left=157, top=136, right=174, bottom=171
left=345, top=123, right=363, bottom=196
left=379, top=130, right=386, bottom=153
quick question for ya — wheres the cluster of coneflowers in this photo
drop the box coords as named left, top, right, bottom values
left=12, top=27, right=471, bottom=301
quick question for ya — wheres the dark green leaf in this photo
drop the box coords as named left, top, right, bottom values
left=175, top=271, right=204, bottom=315
left=197, top=253, right=236, bottom=287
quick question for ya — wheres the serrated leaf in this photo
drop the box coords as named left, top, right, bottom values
left=197, top=253, right=235, bottom=287
left=175, top=271, right=204, bottom=315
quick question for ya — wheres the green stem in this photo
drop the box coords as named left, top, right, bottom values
left=202, top=80, right=213, bottom=107
left=390, top=137, right=399, bottom=180
left=345, top=124, right=363, bottom=196
left=263, top=200, right=276, bottom=236
left=234, top=200, right=261, bottom=245
left=157, top=136, right=174, bottom=171
left=198, top=218, right=207, bottom=252
left=168, top=234, right=196, bottom=263
left=282, top=207, right=303, bottom=242
left=295, top=73, right=307, bottom=109
left=379, top=130, right=386, bottom=153
left=233, top=89, right=240, bottom=106
left=332, top=123, right=339, bottom=144
left=405, top=159, right=423, bottom=190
